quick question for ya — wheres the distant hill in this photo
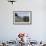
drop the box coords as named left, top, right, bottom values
left=15, top=16, right=32, bottom=24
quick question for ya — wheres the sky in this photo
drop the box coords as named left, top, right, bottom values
left=0, top=0, right=46, bottom=42
left=15, top=11, right=32, bottom=18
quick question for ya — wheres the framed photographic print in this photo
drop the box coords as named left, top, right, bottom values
left=13, top=11, right=32, bottom=25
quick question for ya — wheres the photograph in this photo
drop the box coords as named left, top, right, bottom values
left=0, top=0, right=46, bottom=46
left=13, top=11, right=32, bottom=25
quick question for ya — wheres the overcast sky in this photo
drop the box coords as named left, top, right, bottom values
left=15, top=11, right=32, bottom=18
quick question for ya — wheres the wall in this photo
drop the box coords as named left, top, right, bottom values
left=0, top=0, right=46, bottom=41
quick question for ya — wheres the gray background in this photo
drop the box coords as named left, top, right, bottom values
left=0, top=0, right=46, bottom=42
